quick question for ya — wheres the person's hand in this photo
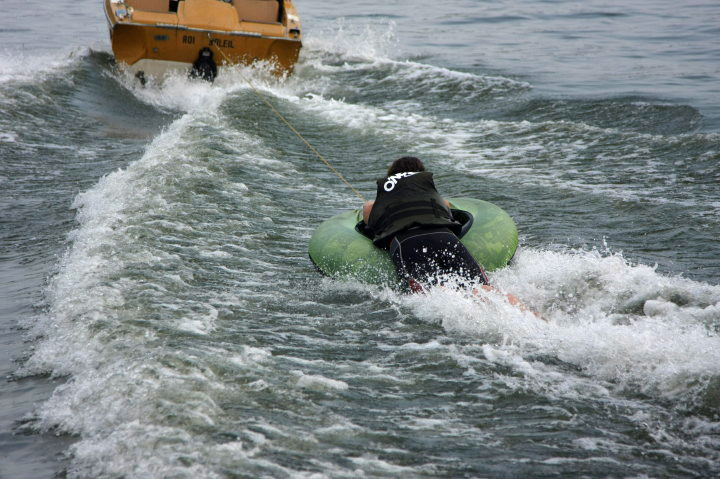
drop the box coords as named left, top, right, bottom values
left=474, top=285, right=544, bottom=320
left=362, top=200, right=375, bottom=223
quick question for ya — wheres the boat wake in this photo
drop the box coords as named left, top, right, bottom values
left=395, top=246, right=720, bottom=410
left=8, top=17, right=720, bottom=479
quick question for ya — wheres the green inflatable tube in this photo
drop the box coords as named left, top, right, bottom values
left=308, top=198, right=518, bottom=286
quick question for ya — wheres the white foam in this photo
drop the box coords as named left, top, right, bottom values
left=0, top=131, right=17, bottom=142
left=176, top=305, right=218, bottom=335
left=348, top=454, right=418, bottom=475
left=302, top=25, right=528, bottom=95
left=68, top=421, right=217, bottom=479
left=293, top=371, right=349, bottom=391
left=114, top=60, right=284, bottom=114
left=227, top=346, right=272, bottom=367
left=18, top=105, right=254, bottom=431
left=0, top=47, right=86, bottom=84
left=314, top=420, right=363, bottom=436
left=396, top=247, right=720, bottom=405
left=303, top=18, right=400, bottom=63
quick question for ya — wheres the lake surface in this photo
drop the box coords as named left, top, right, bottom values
left=1, top=0, right=719, bottom=477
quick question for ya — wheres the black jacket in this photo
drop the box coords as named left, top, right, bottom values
left=366, top=171, right=460, bottom=247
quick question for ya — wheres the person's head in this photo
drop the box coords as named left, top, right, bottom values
left=387, top=156, right=425, bottom=177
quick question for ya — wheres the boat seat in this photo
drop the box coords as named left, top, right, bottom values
left=124, top=0, right=174, bottom=12
left=233, top=0, right=280, bottom=24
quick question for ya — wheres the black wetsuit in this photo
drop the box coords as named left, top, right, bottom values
left=389, top=226, right=489, bottom=291
left=366, top=171, right=489, bottom=291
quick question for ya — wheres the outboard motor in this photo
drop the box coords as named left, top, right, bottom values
left=190, top=47, right=217, bottom=82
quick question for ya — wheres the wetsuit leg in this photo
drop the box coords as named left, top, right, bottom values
left=389, top=227, right=488, bottom=291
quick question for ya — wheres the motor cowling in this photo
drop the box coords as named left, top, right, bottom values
left=190, top=47, right=217, bottom=82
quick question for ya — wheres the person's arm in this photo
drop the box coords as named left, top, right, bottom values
left=477, top=285, right=543, bottom=319
left=362, top=200, right=374, bottom=223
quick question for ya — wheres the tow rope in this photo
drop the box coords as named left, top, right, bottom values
left=208, top=33, right=367, bottom=202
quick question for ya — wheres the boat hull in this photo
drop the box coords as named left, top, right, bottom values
left=104, top=0, right=302, bottom=78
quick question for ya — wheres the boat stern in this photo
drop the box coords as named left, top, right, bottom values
left=104, top=0, right=303, bottom=80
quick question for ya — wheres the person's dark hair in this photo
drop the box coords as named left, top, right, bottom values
left=387, top=156, right=425, bottom=176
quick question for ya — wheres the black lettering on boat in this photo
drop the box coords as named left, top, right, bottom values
left=209, top=39, right=234, bottom=49
left=182, top=35, right=196, bottom=45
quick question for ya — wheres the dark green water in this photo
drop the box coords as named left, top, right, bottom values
left=1, top=0, right=719, bottom=477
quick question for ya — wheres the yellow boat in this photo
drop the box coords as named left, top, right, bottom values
left=104, top=0, right=302, bottom=81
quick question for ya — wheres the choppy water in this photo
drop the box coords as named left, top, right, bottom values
left=2, top=0, right=719, bottom=477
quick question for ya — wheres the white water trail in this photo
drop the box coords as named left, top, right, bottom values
left=397, top=247, right=720, bottom=407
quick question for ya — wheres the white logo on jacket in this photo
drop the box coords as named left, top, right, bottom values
left=383, top=171, right=419, bottom=192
